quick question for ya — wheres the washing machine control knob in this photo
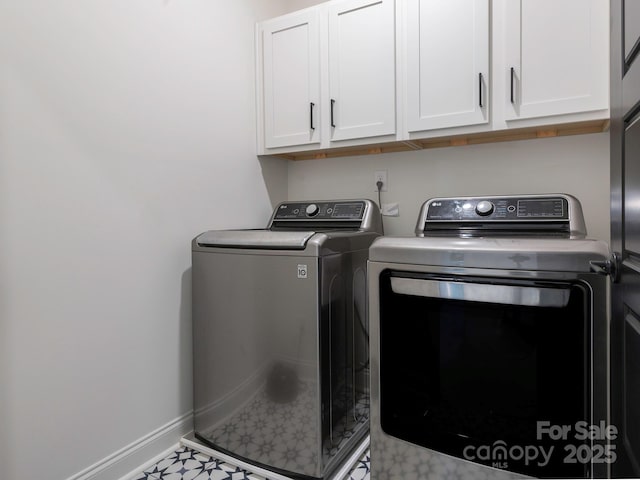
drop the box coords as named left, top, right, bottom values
left=475, top=200, right=494, bottom=216
left=306, top=204, right=320, bottom=217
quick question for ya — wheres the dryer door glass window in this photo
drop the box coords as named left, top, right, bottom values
left=378, top=271, right=591, bottom=479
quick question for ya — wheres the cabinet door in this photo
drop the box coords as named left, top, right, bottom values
left=625, top=0, right=640, bottom=64
left=406, top=0, right=489, bottom=132
left=262, top=11, right=320, bottom=148
left=328, top=0, right=396, bottom=142
left=504, top=0, right=608, bottom=121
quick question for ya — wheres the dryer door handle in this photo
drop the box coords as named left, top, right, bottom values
left=390, top=277, right=570, bottom=308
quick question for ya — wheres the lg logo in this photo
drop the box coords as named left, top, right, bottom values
left=297, top=265, right=308, bottom=279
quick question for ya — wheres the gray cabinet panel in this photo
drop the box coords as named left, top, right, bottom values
left=623, top=260, right=640, bottom=320
left=613, top=0, right=640, bottom=476
left=625, top=0, right=640, bottom=61
left=624, top=312, right=640, bottom=463
left=625, top=116, right=640, bottom=255
left=623, top=49, right=640, bottom=114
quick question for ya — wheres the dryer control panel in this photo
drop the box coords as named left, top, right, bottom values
left=415, top=194, right=586, bottom=238
left=426, top=196, right=569, bottom=221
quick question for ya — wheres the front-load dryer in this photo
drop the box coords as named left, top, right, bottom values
left=368, top=194, right=613, bottom=480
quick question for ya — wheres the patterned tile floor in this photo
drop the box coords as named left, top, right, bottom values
left=133, top=445, right=370, bottom=480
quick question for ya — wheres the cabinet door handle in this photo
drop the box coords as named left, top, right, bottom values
left=330, top=99, right=336, bottom=128
left=479, top=72, right=484, bottom=108
left=510, top=67, right=515, bottom=104
left=310, top=102, right=315, bottom=130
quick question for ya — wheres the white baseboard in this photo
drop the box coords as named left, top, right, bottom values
left=65, top=412, right=193, bottom=480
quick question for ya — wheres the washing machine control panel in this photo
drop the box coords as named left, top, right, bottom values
left=426, top=196, right=569, bottom=221
left=274, top=201, right=366, bottom=221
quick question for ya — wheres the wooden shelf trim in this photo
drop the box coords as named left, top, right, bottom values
left=267, top=119, right=609, bottom=161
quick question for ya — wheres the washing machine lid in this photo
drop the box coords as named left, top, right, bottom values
left=195, top=230, right=316, bottom=250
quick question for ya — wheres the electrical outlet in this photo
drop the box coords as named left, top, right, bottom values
left=374, top=170, right=388, bottom=192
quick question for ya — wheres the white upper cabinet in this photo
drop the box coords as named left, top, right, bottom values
left=262, top=10, right=320, bottom=149
left=405, top=0, right=489, bottom=132
left=257, top=0, right=610, bottom=157
left=258, top=0, right=396, bottom=153
left=503, top=0, right=609, bottom=122
left=328, top=0, right=396, bottom=141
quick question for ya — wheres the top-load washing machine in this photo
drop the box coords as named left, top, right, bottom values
left=192, top=199, right=382, bottom=479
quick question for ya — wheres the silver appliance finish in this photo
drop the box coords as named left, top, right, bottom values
left=369, top=194, right=612, bottom=480
left=192, top=199, right=381, bottom=479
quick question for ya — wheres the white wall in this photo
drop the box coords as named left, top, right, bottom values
left=289, top=132, right=611, bottom=243
left=284, top=0, right=327, bottom=10
left=0, top=1, right=289, bottom=479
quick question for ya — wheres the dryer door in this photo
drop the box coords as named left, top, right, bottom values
left=377, top=270, right=593, bottom=478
